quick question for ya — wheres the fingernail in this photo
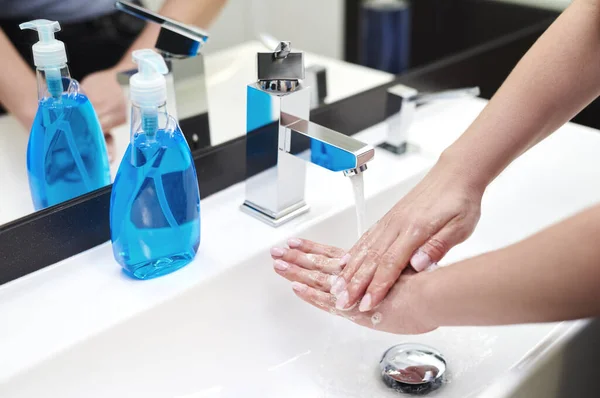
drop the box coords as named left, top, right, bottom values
left=330, top=277, right=346, bottom=295
left=291, top=282, right=307, bottom=292
left=270, top=247, right=286, bottom=257
left=339, top=253, right=352, bottom=266
left=359, top=293, right=372, bottom=312
left=411, top=250, right=432, bottom=272
left=328, top=275, right=338, bottom=287
left=287, top=238, right=302, bottom=248
left=335, top=290, right=349, bottom=310
left=274, top=260, right=289, bottom=271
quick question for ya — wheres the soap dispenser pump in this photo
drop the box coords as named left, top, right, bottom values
left=110, top=49, right=201, bottom=280
left=20, top=19, right=110, bottom=210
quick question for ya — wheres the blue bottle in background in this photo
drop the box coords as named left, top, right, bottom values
left=360, top=0, right=412, bottom=74
left=20, top=19, right=110, bottom=210
left=110, top=49, right=201, bottom=280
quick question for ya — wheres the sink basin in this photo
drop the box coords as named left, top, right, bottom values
left=0, top=169, right=565, bottom=398
left=3, top=97, right=597, bottom=397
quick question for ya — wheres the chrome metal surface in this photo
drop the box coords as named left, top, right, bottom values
left=257, top=52, right=305, bottom=82
left=382, top=84, right=480, bottom=155
left=259, top=79, right=300, bottom=93
left=343, top=164, right=368, bottom=177
left=244, top=43, right=374, bottom=226
left=380, top=343, right=447, bottom=394
left=258, top=34, right=327, bottom=107
left=273, top=41, right=292, bottom=59
left=115, top=1, right=208, bottom=57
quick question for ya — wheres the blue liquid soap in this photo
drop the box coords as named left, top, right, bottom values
left=27, top=91, right=110, bottom=209
left=110, top=123, right=201, bottom=279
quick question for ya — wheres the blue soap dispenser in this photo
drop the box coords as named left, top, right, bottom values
left=110, top=49, right=201, bottom=280
left=20, top=19, right=110, bottom=210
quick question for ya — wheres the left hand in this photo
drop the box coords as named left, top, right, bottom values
left=80, top=68, right=127, bottom=132
left=270, top=239, right=437, bottom=335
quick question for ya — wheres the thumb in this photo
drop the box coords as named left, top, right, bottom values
left=410, top=221, right=472, bottom=271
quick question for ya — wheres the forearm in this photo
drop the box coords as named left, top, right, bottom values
left=113, top=0, right=226, bottom=71
left=441, top=0, right=600, bottom=190
left=0, top=29, right=38, bottom=129
left=418, top=204, right=600, bottom=326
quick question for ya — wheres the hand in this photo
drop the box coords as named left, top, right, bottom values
left=311, top=160, right=483, bottom=313
left=104, top=132, right=116, bottom=164
left=80, top=68, right=127, bottom=132
left=271, top=239, right=436, bottom=334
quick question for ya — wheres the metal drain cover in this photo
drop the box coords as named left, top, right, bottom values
left=380, top=343, right=447, bottom=395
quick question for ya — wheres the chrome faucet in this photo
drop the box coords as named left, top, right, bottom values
left=382, top=84, right=480, bottom=154
left=115, top=1, right=210, bottom=150
left=241, top=42, right=375, bottom=227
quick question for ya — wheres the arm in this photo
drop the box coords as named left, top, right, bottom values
left=328, top=0, right=600, bottom=313
left=418, top=204, right=600, bottom=326
left=443, top=0, right=600, bottom=189
left=0, top=29, right=38, bottom=129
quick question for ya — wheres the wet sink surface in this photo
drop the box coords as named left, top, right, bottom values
left=0, top=173, right=563, bottom=398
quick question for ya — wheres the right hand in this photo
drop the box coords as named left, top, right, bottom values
left=324, top=158, right=484, bottom=312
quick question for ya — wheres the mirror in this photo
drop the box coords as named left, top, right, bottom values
left=0, top=0, right=564, bottom=227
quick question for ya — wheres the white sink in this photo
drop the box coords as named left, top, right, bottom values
left=0, top=169, right=567, bottom=398
left=2, top=97, right=599, bottom=397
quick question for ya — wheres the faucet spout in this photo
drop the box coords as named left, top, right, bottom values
left=241, top=41, right=375, bottom=227
left=281, top=112, right=374, bottom=175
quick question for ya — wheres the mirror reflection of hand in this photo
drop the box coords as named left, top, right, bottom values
left=321, top=163, right=483, bottom=313
left=270, top=239, right=437, bottom=335
left=104, top=132, right=115, bottom=163
left=80, top=68, right=127, bottom=132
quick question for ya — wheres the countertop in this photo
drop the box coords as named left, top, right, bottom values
left=2, top=97, right=600, bottom=385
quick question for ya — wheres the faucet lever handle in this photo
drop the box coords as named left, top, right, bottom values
left=274, top=41, right=291, bottom=59
left=409, top=87, right=480, bottom=105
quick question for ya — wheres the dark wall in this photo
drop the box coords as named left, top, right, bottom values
left=344, top=0, right=559, bottom=68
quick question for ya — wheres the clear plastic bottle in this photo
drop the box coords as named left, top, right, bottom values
left=20, top=19, right=110, bottom=210
left=110, top=49, right=201, bottom=280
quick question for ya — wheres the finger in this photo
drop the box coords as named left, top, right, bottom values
left=270, top=247, right=349, bottom=274
left=99, top=110, right=127, bottom=132
left=290, top=283, right=375, bottom=330
left=291, top=282, right=338, bottom=313
left=286, top=238, right=347, bottom=258
left=360, top=229, right=427, bottom=312
left=331, top=216, right=396, bottom=304
left=410, top=217, right=474, bottom=271
left=338, top=228, right=399, bottom=310
left=273, top=260, right=336, bottom=292
left=329, top=221, right=383, bottom=296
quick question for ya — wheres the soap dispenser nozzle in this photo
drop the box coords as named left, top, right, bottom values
left=19, top=19, right=67, bottom=98
left=130, top=49, right=169, bottom=137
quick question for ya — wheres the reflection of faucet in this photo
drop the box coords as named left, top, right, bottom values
left=115, top=1, right=210, bottom=150
left=382, top=84, right=480, bottom=154
left=241, top=42, right=374, bottom=227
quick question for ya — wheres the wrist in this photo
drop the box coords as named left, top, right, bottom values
left=406, top=272, right=442, bottom=332
left=437, top=146, right=492, bottom=196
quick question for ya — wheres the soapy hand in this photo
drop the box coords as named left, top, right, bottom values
left=271, top=239, right=436, bottom=334
left=80, top=68, right=127, bottom=132
left=308, top=161, right=482, bottom=313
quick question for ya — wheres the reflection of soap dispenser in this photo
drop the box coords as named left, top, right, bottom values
left=110, top=49, right=201, bottom=280
left=20, top=19, right=110, bottom=210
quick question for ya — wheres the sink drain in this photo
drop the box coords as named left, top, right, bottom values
left=379, top=343, right=447, bottom=395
